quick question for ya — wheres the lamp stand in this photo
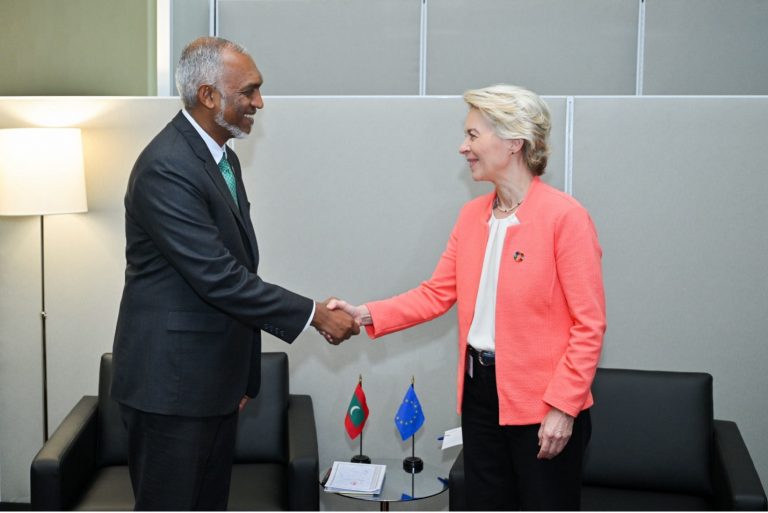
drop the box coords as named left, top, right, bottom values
left=0, top=128, right=88, bottom=443
left=40, top=215, right=49, bottom=442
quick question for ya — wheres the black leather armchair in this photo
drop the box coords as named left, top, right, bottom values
left=449, top=367, right=767, bottom=510
left=30, top=352, right=319, bottom=511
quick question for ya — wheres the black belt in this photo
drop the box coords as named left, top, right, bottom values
left=468, top=346, right=495, bottom=366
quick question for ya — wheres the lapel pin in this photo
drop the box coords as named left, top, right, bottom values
left=513, top=251, right=525, bottom=263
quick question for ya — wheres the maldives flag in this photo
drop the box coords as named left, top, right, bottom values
left=344, top=383, right=369, bottom=439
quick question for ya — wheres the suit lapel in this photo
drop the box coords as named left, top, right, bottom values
left=205, top=158, right=245, bottom=222
left=172, top=113, right=246, bottom=225
left=171, top=113, right=258, bottom=267
left=227, top=150, right=260, bottom=266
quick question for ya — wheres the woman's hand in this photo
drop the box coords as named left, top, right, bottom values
left=327, top=298, right=372, bottom=326
left=537, top=407, right=574, bottom=459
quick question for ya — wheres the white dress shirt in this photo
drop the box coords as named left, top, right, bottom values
left=467, top=212, right=520, bottom=352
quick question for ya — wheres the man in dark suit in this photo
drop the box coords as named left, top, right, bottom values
left=111, top=36, right=358, bottom=510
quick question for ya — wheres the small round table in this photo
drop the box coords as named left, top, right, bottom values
left=321, top=457, right=449, bottom=511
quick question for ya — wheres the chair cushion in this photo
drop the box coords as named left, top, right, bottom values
left=97, top=352, right=290, bottom=466
left=583, top=368, right=713, bottom=496
left=582, top=485, right=713, bottom=511
left=228, top=463, right=286, bottom=511
left=234, top=353, right=289, bottom=463
left=73, top=464, right=287, bottom=511
left=75, top=466, right=134, bottom=511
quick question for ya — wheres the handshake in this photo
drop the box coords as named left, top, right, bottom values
left=310, top=298, right=371, bottom=345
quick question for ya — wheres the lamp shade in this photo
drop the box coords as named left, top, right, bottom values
left=0, top=128, right=88, bottom=216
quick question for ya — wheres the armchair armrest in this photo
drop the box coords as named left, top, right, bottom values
left=286, top=394, right=319, bottom=511
left=30, top=395, right=99, bottom=510
left=712, top=419, right=767, bottom=510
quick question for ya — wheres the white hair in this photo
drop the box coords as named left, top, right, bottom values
left=175, top=37, right=248, bottom=109
left=463, top=84, right=551, bottom=175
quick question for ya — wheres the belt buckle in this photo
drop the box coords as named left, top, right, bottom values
left=477, top=350, right=494, bottom=366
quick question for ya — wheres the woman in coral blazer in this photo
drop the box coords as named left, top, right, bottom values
left=331, top=85, right=606, bottom=510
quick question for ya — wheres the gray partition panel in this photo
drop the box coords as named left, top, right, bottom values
left=9, top=97, right=766, bottom=499
left=0, top=95, right=566, bottom=504
left=237, top=97, right=565, bottom=270
left=573, top=97, right=768, bottom=488
left=235, top=96, right=564, bottom=306
left=427, top=0, right=638, bottom=96
left=545, top=96, right=566, bottom=192
left=234, top=96, right=566, bottom=501
left=172, top=0, right=212, bottom=82
left=644, top=0, right=768, bottom=95
left=218, top=0, right=421, bottom=95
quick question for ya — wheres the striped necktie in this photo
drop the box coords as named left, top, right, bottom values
left=218, top=154, right=239, bottom=207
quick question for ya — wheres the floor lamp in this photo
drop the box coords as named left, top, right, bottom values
left=0, top=128, right=88, bottom=442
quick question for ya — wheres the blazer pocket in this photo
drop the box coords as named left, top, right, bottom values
left=167, top=311, right=228, bottom=333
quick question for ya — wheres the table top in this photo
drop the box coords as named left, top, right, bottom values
left=321, top=457, right=449, bottom=504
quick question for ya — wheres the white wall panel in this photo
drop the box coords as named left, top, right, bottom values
left=0, top=217, right=43, bottom=501
left=0, top=98, right=179, bottom=502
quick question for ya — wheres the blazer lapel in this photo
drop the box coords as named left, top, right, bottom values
left=511, top=176, right=541, bottom=225
left=463, top=195, right=493, bottom=317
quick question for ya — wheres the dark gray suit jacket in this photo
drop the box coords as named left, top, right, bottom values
left=111, top=111, right=313, bottom=417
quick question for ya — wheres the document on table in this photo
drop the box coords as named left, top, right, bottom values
left=323, top=461, right=386, bottom=495
left=441, top=427, right=463, bottom=449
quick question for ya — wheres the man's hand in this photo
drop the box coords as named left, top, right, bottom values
left=537, top=407, right=574, bottom=459
left=311, top=298, right=360, bottom=344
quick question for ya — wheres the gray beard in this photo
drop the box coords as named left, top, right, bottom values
left=215, top=96, right=247, bottom=140
left=214, top=111, right=248, bottom=139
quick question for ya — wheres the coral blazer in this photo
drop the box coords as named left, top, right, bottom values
left=365, top=177, right=606, bottom=425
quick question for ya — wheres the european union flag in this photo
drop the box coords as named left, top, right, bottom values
left=394, top=384, right=425, bottom=440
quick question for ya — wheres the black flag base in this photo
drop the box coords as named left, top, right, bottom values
left=402, top=456, right=423, bottom=473
left=351, top=454, right=371, bottom=464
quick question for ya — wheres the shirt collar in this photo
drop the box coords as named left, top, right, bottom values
left=181, top=109, right=227, bottom=164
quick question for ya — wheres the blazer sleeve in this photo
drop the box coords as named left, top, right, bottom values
left=542, top=205, right=607, bottom=416
left=128, top=158, right=313, bottom=342
left=365, top=222, right=459, bottom=338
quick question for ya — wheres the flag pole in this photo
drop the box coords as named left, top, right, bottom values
left=351, top=374, right=371, bottom=464
left=411, top=377, right=416, bottom=459
left=403, top=376, right=424, bottom=473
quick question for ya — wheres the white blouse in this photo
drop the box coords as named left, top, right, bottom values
left=466, top=212, right=519, bottom=352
